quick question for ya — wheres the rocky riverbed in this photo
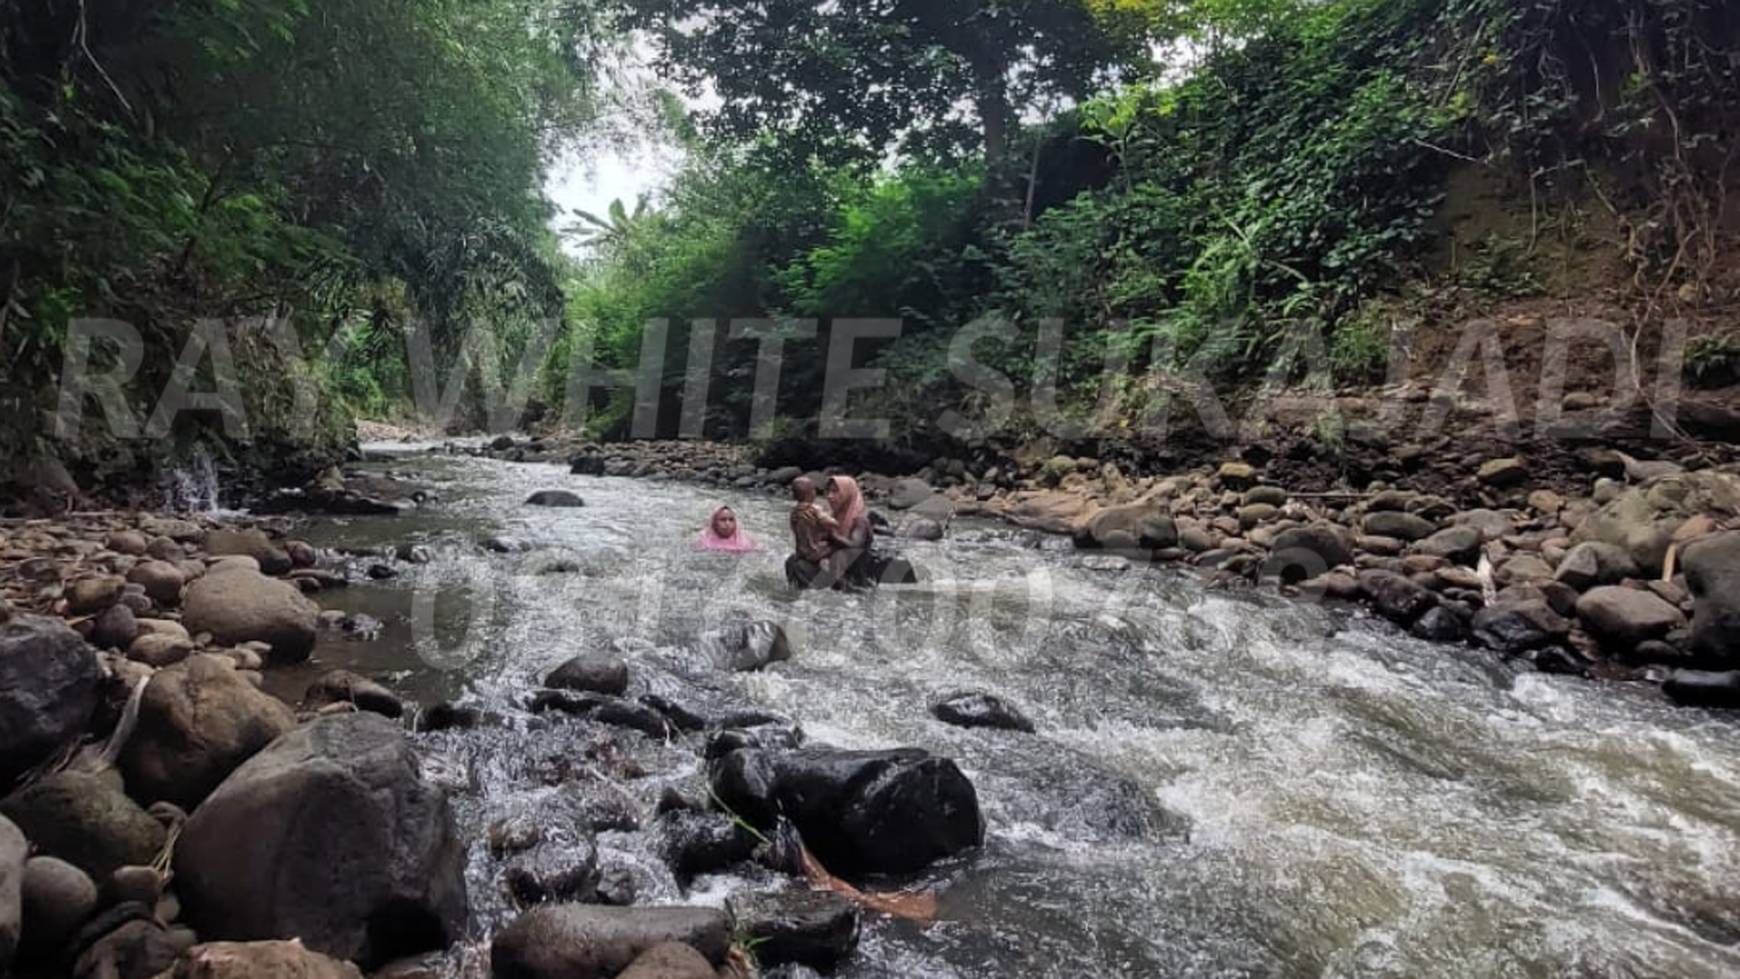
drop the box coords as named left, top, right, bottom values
left=455, top=431, right=1740, bottom=700
left=5, top=424, right=1740, bottom=978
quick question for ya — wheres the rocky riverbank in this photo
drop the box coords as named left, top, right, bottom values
left=0, top=493, right=995, bottom=977
left=442, top=429, right=1740, bottom=704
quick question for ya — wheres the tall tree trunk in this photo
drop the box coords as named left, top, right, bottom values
left=978, top=83, right=1009, bottom=165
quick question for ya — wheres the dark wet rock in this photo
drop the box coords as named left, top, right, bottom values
left=504, top=837, right=600, bottom=907
left=1571, top=472, right=1740, bottom=574
left=1361, top=512, right=1437, bottom=542
left=703, top=726, right=804, bottom=761
left=1576, top=586, right=1686, bottom=651
left=1472, top=601, right=1570, bottom=654
left=637, top=695, right=707, bottom=732
left=120, top=654, right=297, bottom=810
left=1525, top=647, right=1585, bottom=676
left=175, top=713, right=467, bottom=967
left=526, top=490, right=585, bottom=508
left=303, top=669, right=405, bottom=719
left=530, top=691, right=675, bottom=739
left=1411, top=605, right=1471, bottom=643
left=1074, top=499, right=1178, bottom=551
left=931, top=691, right=1035, bottom=733
left=178, top=940, right=366, bottom=978
left=733, top=891, right=860, bottom=971
left=19, top=855, right=98, bottom=962
left=569, top=454, right=607, bottom=476
left=1682, top=531, right=1740, bottom=667
left=1270, top=523, right=1356, bottom=571
left=182, top=566, right=319, bottom=664
left=1358, top=570, right=1436, bottom=625
left=0, top=772, right=165, bottom=880
left=490, top=905, right=729, bottom=979
left=366, top=563, right=398, bottom=580
left=546, top=653, right=630, bottom=696
left=0, top=614, right=100, bottom=789
left=710, top=746, right=983, bottom=879
left=204, top=529, right=294, bottom=576
left=699, top=620, right=793, bottom=672
left=90, top=603, right=139, bottom=651
left=1664, top=670, right=1740, bottom=709
left=0, top=816, right=20, bottom=973
left=71, top=914, right=178, bottom=979
left=417, top=703, right=484, bottom=732
left=1554, top=542, right=1639, bottom=591
left=656, top=810, right=758, bottom=882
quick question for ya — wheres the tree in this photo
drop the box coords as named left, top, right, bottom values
left=564, top=196, right=653, bottom=251
left=611, top=0, right=1150, bottom=164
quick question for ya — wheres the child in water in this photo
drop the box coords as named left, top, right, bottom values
left=696, top=506, right=758, bottom=552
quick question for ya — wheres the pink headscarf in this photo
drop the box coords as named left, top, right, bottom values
left=826, top=476, right=866, bottom=532
left=696, top=507, right=757, bottom=552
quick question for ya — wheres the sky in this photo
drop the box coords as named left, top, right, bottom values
left=545, top=142, right=681, bottom=256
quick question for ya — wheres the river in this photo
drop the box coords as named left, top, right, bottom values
left=280, top=443, right=1740, bottom=978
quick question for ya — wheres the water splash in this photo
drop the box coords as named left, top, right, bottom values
left=161, top=446, right=222, bottom=514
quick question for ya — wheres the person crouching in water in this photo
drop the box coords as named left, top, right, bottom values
left=785, top=477, right=837, bottom=588
left=696, top=506, right=758, bottom=552
left=820, top=475, right=874, bottom=588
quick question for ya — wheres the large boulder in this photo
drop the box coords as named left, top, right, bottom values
left=1571, top=472, right=1740, bottom=574
left=885, top=478, right=938, bottom=511
left=182, top=566, right=319, bottom=664
left=491, top=906, right=728, bottom=979
left=119, top=654, right=297, bottom=810
left=1269, top=523, right=1357, bottom=572
left=710, top=746, right=983, bottom=879
left=178, top=941, right=366, bottom=979
left=1074, top=499, right=1178, bottom=552
left=1575, top=587, right=1686, bottom=652
left=544, top=653, right=629, bottom=696
left=204, top=529, right=294, bottom=576
left=0, top=772, right=165, bottom=879
left=0, top=815, right=22, bottom=974
left=174, top=713, right=467, bottom=968
left=126, top=561, right=188, bottom=606
left=1683, top=531, right=1740, bottom=667
left=0, top=615, right=100, bottom=789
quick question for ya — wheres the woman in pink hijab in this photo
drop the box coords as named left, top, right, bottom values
left=696, top=506, right=758, bottom=553
left=820, top=476, right=873, bottom=587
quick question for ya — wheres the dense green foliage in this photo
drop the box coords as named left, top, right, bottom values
left=4, top=0, right=1733, bottom=475
left=0, top=0, right=595, bottom=477
left=568, top=0, right=1737, bottom=447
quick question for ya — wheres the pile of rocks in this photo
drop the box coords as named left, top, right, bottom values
left=0, top=511, right=473, bottom=978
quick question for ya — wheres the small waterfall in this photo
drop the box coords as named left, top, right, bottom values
left=161, top=446, right=223, bottom=514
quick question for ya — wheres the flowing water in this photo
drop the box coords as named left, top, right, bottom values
left=290, top=444, right=1740, bottom=978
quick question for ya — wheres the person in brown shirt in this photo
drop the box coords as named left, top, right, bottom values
left=785, top=476, right=837, bottom=588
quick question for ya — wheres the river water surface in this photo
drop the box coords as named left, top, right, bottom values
left=285, top=444, right=1740, bottom=979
